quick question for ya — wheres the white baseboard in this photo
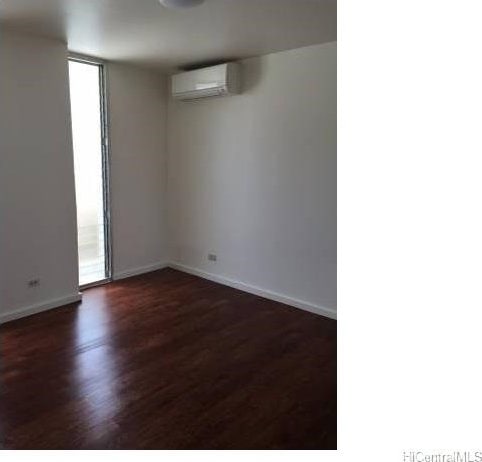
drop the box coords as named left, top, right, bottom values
left=0, top=293, right=82, bottom=325
left=113, top=261, right=168, bottom=281
left=0, top=262, right=335, bottom=324
left=168, top=262, right=337, bottom=320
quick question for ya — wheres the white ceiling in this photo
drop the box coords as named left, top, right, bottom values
left=0, top=0, right=336, bottom=72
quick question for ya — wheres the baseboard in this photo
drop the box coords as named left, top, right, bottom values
left=168, top=262, right=337, bottom=320
left=0, top=293, right=83, bottom=325
left=113, top=261, right=169, bottom=281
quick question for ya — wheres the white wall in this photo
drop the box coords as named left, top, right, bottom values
left=0, top=30, right=80, bottom=321
left=107, top=63, right=168, bottom=278
left=167, top=42, right=337, bottom=315
left=0, top=32, right=335, bottom=322
left=0, top=32, right=169, bottom=322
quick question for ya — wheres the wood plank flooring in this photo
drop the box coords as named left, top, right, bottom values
left=0, top=268, right=336, bottom=449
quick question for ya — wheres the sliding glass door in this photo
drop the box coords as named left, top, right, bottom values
left=68, top=58, right=111, bottom=287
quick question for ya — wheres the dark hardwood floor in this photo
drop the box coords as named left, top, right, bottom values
left=0, top=268, right=336, bottom=449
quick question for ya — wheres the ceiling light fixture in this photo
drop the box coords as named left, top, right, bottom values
left=159, top=0, right=206, bottom=9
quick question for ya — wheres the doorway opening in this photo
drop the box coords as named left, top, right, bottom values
left=68, top=57, right=112, bottom=287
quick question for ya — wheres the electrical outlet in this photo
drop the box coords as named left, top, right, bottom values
left=208, top=253, right=217, bottom=262
left=28, top=279, right=40, bottom=288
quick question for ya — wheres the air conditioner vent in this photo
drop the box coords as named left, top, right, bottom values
left=172, top=63, right=241, bottom=101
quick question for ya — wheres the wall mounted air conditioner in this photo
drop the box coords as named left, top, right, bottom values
left=171, top=63, right=241, bottom=101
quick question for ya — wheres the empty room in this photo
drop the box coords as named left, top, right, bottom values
left=0, top=0, right=336, bottom=451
